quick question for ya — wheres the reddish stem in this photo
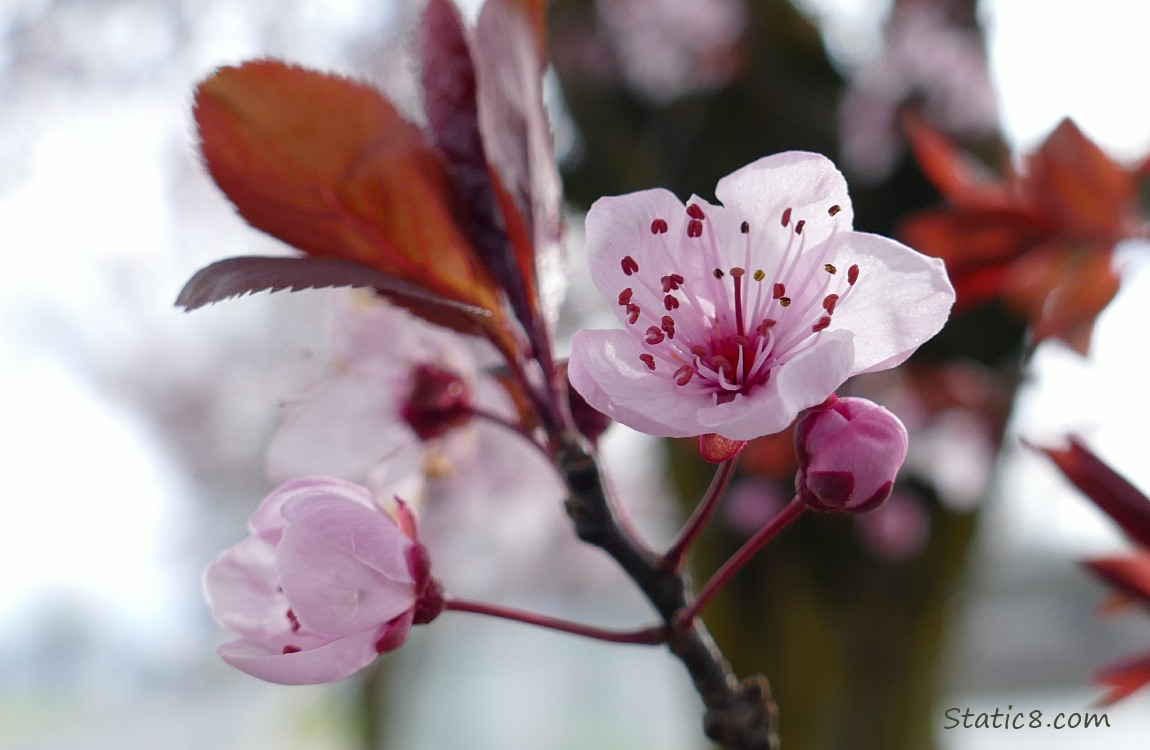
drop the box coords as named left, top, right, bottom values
left=444, top=597, right=666, bottom=645
left=662, top=456, right=741, bottom=571
left=678, top=497, right=806, bottom=625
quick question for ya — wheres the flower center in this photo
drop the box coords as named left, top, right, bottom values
left=619, top=202, right=859, bottom=405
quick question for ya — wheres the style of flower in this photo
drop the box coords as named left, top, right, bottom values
left=793, top=395, right=908, bottom=514
left=203, top=476, right=443, bottom=685
left=568, top=152, right=954, bottom=440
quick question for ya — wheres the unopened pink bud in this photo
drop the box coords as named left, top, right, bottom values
left=793, top=396, right=908, bottom=513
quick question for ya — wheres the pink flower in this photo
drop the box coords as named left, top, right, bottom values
left=793, top=396, right=908, bottom=513
left=568, top=152, right=954, bottom=440
left=203, top=477, right=442, bottom=685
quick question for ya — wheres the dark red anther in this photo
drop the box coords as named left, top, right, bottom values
left=711, top=355, right=732, bottom=372
left=848, top=264, right=860, bottom=285
left=713, top=268, right=724, bottom=279
left=283, top=645, right=301, bottom=654
left=795, top=219, right=806, bottom=235
left=781, top=207, right=792, bottom=227
left=756, top=319, right=776, bottom=336
left=651, top=218, right=669, bottom=234
left=661, top=273, right=685, bottom=292
left=674, top=364, right=695, bottom=386
left=618, top=287, right=633, bottom=305
left=639, top=353, right=657, bottom=370
left=740, top=221, right=750, bottom=233
left=286, top=609, right=301, bottom=633
left=828, top=204, right=842, bottom=217
left=822, top=294, right=839, bottom=314
left=621, top=255, right=639, bottom=275
left=626, top=303, right=641, bottom=324
left=687, top=203, right=705, bottom=220
left=812, top=315, right=832, bottom=332
left=690, top=345, right=708, bottom=358
left=661, top=316, right=676, bottom=338
left=734, top=334, right=750, bottom=347
left=772, top=283, right=786, bottom=299
left=645, top=326, right=665, bottom=344
left=663, top=295, right=680, bottom=310
left=687, top=220, right=703, bottom=238
left=716, top=392, right=737, bottom=405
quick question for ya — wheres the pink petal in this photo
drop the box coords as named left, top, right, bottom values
left=203, top=535, right=288, bottom=641
left=714, top=152, right=854, bottom=248
left=828, top=231, right=954, bottom=375
left=267, top=373, right=416, bottom=482
left=217, top=627, right=381, bottom=685
left=585, top=188, right=701, bottom=326
left=568, top=328, right=713, bottom=437
left=696, top=329, right=855, bottom=440
left=278, top=491, right=415, bottom=638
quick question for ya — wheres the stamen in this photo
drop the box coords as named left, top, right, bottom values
left=626, top=304, right=640, bottom=324
left=711, top=355, right=732, bottom=373
left=283, top=645, right=301, bottom=654
left=828, top=204, right=842, bottom=217
left=848, top=264, right=860, bottom=285
left=781, top=207, right=792, bottom=227
left=651, top=218, right=669, bottom=234
left=822, top=294, right=839, bottom=314
left=779, top=297, right=792, bottom=307
left=664, top=295, right=680, bottom=310
left=645, top=326, right=665, bottom=344
left=661, top=316, right=676, bottom=338
left=687, top=204, right=705, bottom=220
left=824, top=263, right=837, bottom=274
left=740, top=221, right=750, bottom=233
left=690, top=345, right=708, bottom=358
left=812, top=316, right=831, bottom=332
left=687, top=220, right=703, bottom=238
left=618, top=288, right=633, bottom=305
left=639, top=353, right=657, bottom=370
left=756, top=319, right=776, bottom=336
left=772, top=283, right=786, bottom=299
left=795, top=219, right=806, bottom=235
left=713, top=268, right=724, bottom=279
left=621, top=256, right=639, bottom=275
left=661, top=273, right=685, bottom=292
left=674, top=365, right=694, bottom=386
left=286, top=609, right=301, bottom=633
left=716, top=392, right=737, bottom=405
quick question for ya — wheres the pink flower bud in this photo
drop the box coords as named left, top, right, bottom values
left=401, top=363, right=474, bottom=440
left=793, top=396, right=908, bottom=513
left=203, top=477, right=443, bottom=685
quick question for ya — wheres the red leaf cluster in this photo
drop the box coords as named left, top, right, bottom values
left=900, top=114, right=1147, bottom=353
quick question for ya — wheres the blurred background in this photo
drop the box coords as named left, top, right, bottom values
left=2, top=0, right=1150, bottom=748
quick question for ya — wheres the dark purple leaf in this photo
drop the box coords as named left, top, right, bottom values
left=1041, top=439, right=1150, bottom=549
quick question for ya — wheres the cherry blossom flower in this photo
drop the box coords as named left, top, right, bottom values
left=203, top=477, right=442, bottom=685
left=793, top=395, right=908, bottom=514
left=568, top=152, right=954, bottom=440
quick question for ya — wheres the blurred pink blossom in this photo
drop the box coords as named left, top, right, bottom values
left=203, top=477, right=441, bottom=684
left=794, top=395, right=909, bottom=513
left=596, top=0, right=746, bottom=102
left=569, top=152, right=954, bottom=440
left=840, top=2, right=998, bottom=180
